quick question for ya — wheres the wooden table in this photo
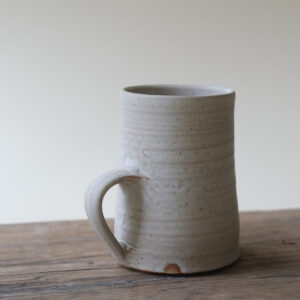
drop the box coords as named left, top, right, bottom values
left=0, top=210, right=299, bottom=299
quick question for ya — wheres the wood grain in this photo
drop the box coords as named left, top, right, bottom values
left=0, top=210, right=299, bottom=299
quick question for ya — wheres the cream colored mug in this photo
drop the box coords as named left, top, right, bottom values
left=85, top=84, right=239, bottom=274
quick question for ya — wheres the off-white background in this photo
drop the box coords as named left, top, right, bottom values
left=1, top=0, right=299, bottom=224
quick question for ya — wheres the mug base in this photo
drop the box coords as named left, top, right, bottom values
left=119, top=250, right=240, bottom=275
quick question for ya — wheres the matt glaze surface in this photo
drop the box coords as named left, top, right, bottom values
left=86, top=85, right=239, bottom=274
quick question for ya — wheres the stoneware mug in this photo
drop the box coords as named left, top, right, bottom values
left=85, top=84, right=239, bottom=274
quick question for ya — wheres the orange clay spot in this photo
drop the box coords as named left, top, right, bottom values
left=164, top=263, right=181, bottom=274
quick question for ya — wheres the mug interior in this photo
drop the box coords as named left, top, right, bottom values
left=123, top=85, right=234, bottom=97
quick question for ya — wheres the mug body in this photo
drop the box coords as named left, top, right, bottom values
left=115, top=85, right=239, bottom=274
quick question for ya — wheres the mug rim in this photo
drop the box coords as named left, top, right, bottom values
left=122, top=84, right=235, bottom=98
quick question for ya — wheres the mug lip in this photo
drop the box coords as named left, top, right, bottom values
left=122, top=84, right=235, bottom=98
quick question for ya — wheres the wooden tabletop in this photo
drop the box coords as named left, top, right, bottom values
left=0, top=210, right=299, bottom=299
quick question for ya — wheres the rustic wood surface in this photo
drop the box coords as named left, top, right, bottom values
left=0, top=210, right=299, bottom=299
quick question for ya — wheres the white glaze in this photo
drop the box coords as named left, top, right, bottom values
left=85, top=85, right=239, bottom=274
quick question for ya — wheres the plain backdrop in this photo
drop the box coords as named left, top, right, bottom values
left=1, top=0, right=299, bottom=224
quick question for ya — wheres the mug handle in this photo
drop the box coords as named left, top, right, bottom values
left=85, top=169, right=146, bottom=261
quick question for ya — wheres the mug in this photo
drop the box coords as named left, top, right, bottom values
left=85, top=84, right=239, bottom=274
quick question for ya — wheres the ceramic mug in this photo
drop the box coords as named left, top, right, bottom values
left=85, top=84, right=239, bottom=274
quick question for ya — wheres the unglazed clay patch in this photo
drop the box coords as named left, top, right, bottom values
left=164, top=263, right=182, bottom=274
